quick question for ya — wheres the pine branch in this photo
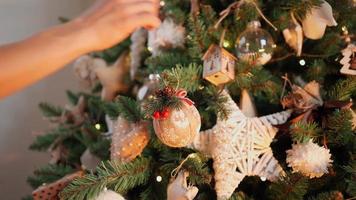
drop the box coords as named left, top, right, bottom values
left=38, top=102, right=63, bottom=118
left=161, top=63, right=203, bottom=92
left=267, top=173, right=309, bottom=200
left=202, top=86, right=230, bottom=120
left=66, top=90, right=80, bottom=105
left=113, top=96, right=143, bottom=123
left=307, top=191, right=344, bottom=200
left=229, top=191, right=254, bottom=200
left=282, top=0, right=323, bottom=21
left=60, top=158, right=151, bottom=200
left=145, top=50, right=192, bottom=72
left=326, top=109, right=354, bottom=145
left=29, top=126, right=74, bottom=151
left=290, top=121, right=321, bottom=143
left=27, top=164, right=75, bottom=189
left=327, top=77, right=356, bottom=101
left=343, top=161, right=356, bottom=197
left=93, top=38, right=131, bottom=63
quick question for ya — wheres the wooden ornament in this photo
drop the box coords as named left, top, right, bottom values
left=302, top=0, right=337, bottom=40
left=153, top=101, right=201, bottom=147
left=94, top=52, right=130, bottom=101
left=202, top=44, right=236, bottom=86
left=167, top=171, right=199, bottom=200
left=111, top=117, right=150, bottom=162
left=240, top=89, right=257, bottom=118
left=340, top=44, right=356, bottom=75
left=283, top=13, right=303, bottom=56
left=32, top=171, right=83, bottom=200
left=281, top=81, right=323, bottom=112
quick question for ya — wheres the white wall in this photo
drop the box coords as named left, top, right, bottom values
left=0, top=0, right=93, bottom=199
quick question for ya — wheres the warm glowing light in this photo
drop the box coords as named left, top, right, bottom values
left=260, top=177, right=267, bottom=181
left=95, top=124, right=101, bottom=130
left=156, top=175, right=163, bottom=182
left=223, top=40, right=231, bottom=48
left=299, top=59, right=306, bottom=66
left=147, top=47, right=153, bottom=52
left=160, top=1, right=165, bottom=6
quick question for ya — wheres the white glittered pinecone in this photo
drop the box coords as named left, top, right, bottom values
left=148, top=18, right=185, bottom=56
left=286, top=139, right=332, bottom=178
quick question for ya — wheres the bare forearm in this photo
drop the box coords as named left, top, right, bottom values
left=0, top=21, right=90, bottom=98
left=0, top=0, right=160, bottom=99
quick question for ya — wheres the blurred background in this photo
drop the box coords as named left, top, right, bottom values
left=0, top=0, right=93, bottom=199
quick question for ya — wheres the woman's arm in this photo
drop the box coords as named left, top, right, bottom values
left=0, top=0, right=160, bottom=98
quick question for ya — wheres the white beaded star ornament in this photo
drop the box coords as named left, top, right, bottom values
left=190, top=90, right=292, bottom=199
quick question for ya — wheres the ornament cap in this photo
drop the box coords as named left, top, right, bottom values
left=248, top=20, right=261, bottom=29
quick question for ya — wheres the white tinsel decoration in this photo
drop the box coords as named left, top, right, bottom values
left=95, top=189, right=126, bottom=200
left=130, top=28, right=147, bottom=79
left=286, top=140, right=332, bottom=178
left=148, top=18, right=185, bottom=56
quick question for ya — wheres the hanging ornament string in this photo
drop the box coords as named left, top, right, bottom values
left=219, top=28, right=227, bottom=47
left=214, top=0, right=278, bottom=31
left=171, top=153, right=198, bottom=178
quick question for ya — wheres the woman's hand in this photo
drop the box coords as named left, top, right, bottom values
left=75, top=0, right=161, bottom=51
left=0, top=0, right=160, bottom=98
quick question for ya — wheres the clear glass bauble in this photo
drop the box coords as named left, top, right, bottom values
left=137, top=73, right=161, bottom=101
left=235, top=21, right=276, bottom=65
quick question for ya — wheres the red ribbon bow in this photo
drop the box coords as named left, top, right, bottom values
left=175, top=89, right=194, bottom=106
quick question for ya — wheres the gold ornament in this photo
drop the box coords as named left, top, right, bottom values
left=340, top=44, right=356, bottom=75
left=153, top=101, right=201, bottom=148
left=167, top=171, right=199, bottom=200
left=33, top=171, right=83, bottom=200
left=94, top=52, right=130, bottom=101
left=202, top=44, right=236, bottom=86
left=111, top=117, right=150, bottom=162
left=301, top=0, right=337, bottom=40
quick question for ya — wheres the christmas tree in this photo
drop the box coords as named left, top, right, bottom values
left=26, top=0, right=356, bottom=200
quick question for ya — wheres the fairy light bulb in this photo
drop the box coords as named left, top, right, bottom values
left=156, top=175, right=163, bottom=182
left=223, top=40, right=231, bottom=48
left=160, top=1, right=165, bottom=6
left=95, top=123, right=101, bottom=130
left=299, top=59, right=306, bottom=66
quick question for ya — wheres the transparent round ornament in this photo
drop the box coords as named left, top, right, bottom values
left=137, top=73, right=161, bottom=101
left=235, top=21, right=276, bottom=65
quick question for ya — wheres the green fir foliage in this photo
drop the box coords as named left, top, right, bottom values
left=27, top=164, right=75, bottom=189
left=290, top=121, right=321, bottom=143
left=59, top=158, right=150, bottom=200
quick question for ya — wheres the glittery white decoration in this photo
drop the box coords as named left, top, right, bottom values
left=340, top=44, right=356, bottom=75
left=95, top=189, right=126, bottom=200
left=286, top=140, right=332, bottom=178
left=148, top=18, right=185, bottom=56
left=167, top=171, right=198, bottom=200
left=130, top=28, right=147, bottom=79
left=72, top=55, right=106, bottom=86
left=191, top=90, right=291, bottom=199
